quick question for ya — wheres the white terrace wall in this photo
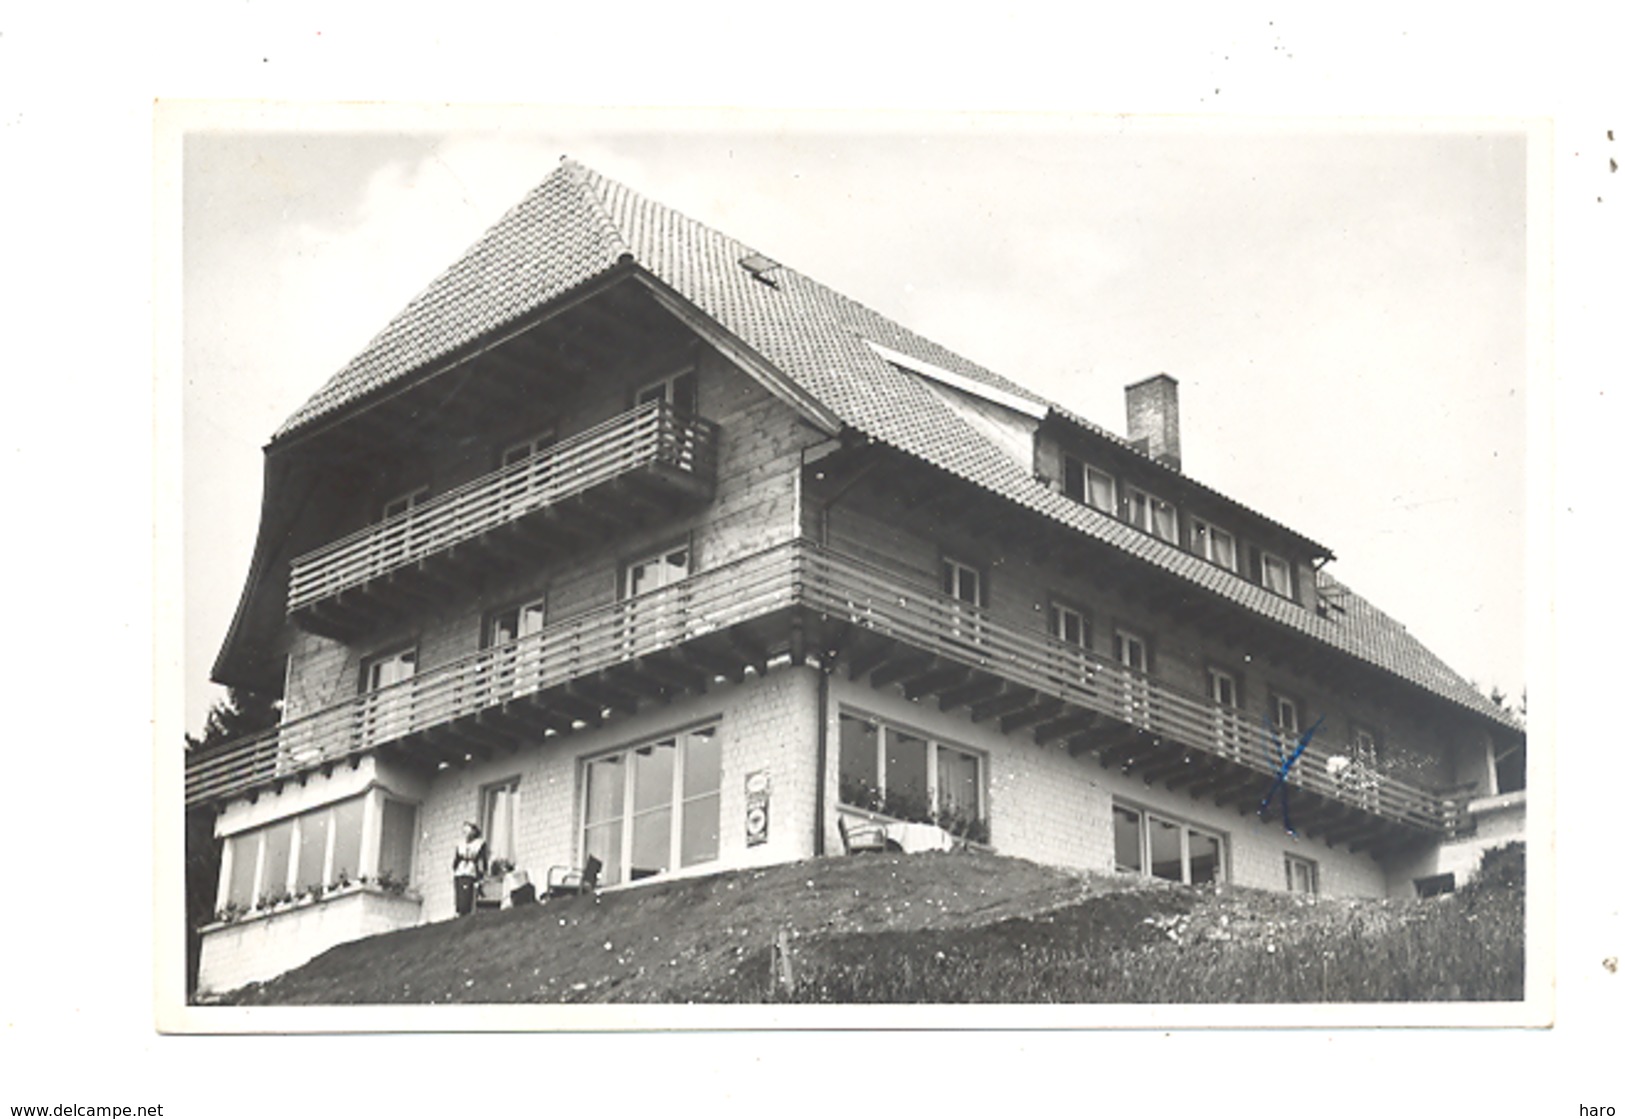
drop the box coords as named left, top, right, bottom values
left=822, top=672, right=1388, bottom=899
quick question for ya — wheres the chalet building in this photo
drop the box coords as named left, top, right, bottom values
left=190, top=160, right=1526, bottom=995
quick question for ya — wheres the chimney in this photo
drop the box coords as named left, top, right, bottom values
left=1125, top=374, right=1181, bottom=472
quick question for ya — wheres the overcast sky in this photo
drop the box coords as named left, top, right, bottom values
left=181, top=110, right=1527, bottom=733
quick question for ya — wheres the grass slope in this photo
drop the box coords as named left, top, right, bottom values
left=215, top=844, right=1523, bottom=1005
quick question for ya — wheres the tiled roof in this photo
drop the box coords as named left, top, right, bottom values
left=273, top=160, right=1518, bottom=730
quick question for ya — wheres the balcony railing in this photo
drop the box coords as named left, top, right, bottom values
left=286, top=401, right=718, bottom=616
left=193, top=541, right=1453, bottom=838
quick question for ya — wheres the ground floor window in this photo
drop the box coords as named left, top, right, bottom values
left=1113, top=803, right=1224, bottom=885
left=837, top=711, right=988, bottom=842
left=1285, top=853, right=1319, bottom=896
left=581, top=725, right=720, bottom=888
left=220, top=791, right=417, bottom=915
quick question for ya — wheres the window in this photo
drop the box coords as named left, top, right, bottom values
left=1414, top=872, right=1455, bottom=899
left=623, top=544, right=692, bottom=654
left=1191, top=518, right=1237, bottom=571
left=1209, top=667, right=1241, bottom=758
left=636, top=368, right=698, bottom=414
left=1126, top=486, right=1178, bottom=543
left=1113, top=803, right=1225, bottom=885
left=500, top=430, right=558, bottom=510
left=581, top=726, right=720, bottom=888
left=837, top=712, right=987, bottom=839
left=221, top=793, right=412, bottom=913
left=483, top=597, right=546, bottom=700
left=481, top=777, right=521, bottom=869
left=360, top=646, right=417, bottom=746
left=1285, top=854, right=1319, bottom=896
left=1050, top=602, right=1089, bottom=649
left=500, top=429, right=557, bottom=468
left=1261, top=552, right=1293, bottom=597
left=1062, top=454, right=1117, bottom=514
left=1270, top=691, right=1301, bottom=744
left=381, top=487, right=427, bottom=521
left=1114, top=628, right=1150, bottom=727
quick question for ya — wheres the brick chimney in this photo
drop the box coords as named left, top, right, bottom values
left=1125, top=374, right=1181, bottom=472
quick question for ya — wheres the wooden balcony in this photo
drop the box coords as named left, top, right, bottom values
left=286, top=401, right=718, bottom=639
left=193, top=541, right=1456, bottom=852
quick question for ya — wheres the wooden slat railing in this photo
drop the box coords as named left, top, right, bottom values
left=286, top=401, right=718, bottom=613
left=188, top=541, right=801, bottom=805
left=798, top=547, right=1450, bottom=832
left=193, top=540, right=1452, bottom=833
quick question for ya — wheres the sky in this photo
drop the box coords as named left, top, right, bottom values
left=182, top=111, right=1528, bottom=733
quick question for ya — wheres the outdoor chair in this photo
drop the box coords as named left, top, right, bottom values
left=837, top=815, right=889, bottom=855
left=545, top=854, right=603, bottom=899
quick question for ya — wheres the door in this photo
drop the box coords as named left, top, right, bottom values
left=360, top=648, right=417, bottom=747
left=1114, top=630, right=1149, bottom=728
left=1209, top=668, right=1240, bottom=759
left=942, top=558, right=985, bottom=650
left=623, top=545, right=691, bottom=658
left=484, top=598, right=547, bottom=703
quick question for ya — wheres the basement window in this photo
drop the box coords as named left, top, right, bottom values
left=1414, top=872, right=1456, bottom=899
left=1285, top=853, right=1319, bottom=896
left=1114, top=802, right=1225, bottom=885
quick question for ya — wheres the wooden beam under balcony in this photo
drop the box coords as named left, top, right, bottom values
left=1000, top=697, right=1065, bottom=735
left=869, top=651, right=938, bottom=691
left=936, top=672, right=1005, bottom=715
left=1033, top=709, right=1103, bottom=746
left=636, top=653, right=710, bottom=697
left=902, top=663, right=972, bottom=702
left=968, top=686, right=1036, bottom=724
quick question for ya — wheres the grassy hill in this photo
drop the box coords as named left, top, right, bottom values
left=212, top=843, right=1523, bottom=1005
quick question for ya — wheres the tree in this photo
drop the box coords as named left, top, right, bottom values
left=185, top=687, right=280, bottom=998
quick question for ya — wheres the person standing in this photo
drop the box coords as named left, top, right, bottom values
left=452, top=821, right=489, bottom=917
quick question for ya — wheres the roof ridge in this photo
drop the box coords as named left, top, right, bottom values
left=560, top=158, right=634, bottom=264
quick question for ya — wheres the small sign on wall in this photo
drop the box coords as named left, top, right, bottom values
left=745, top=769, right=770, bottom=847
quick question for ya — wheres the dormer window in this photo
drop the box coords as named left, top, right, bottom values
left=1191, top=518, right=1237, bottom=571
left=1062, top=454, right=1117, bottom=515
left=636, top=368, right=698, bottom=415
left=1261, top=552, right=1292, bottom=597
left=1126, top=486, right=1178, bottom=543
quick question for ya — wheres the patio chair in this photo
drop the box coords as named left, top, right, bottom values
left=837, top=815, right=889, bottom=854
left=545, top=854, right=603, bottom=899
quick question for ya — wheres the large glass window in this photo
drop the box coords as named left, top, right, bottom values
left=218, top=793, right=416, bottom=916
left=837, top=712, right=986, bottom=840
left=1113, top=803, right=1226, bottom=886
left=581, top=727, right=721, bottom=888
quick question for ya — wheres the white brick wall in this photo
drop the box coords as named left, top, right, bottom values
left=411, top=665, right=823, bottom=921
left=197, top=888, right=422, bottom=995
left=825, top=672, right=1387, bottom=897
